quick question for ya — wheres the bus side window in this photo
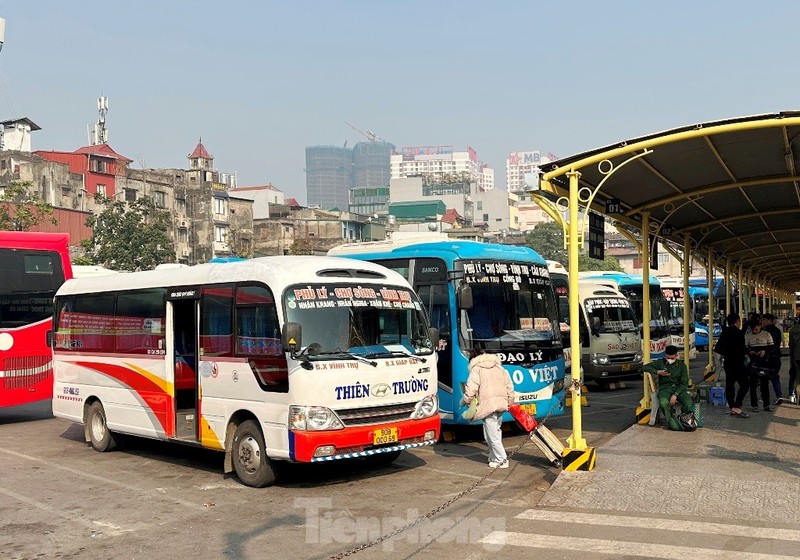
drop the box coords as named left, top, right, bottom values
left=201, top=286, right=234, bottom=357
left=115, top=289, right=167, bottom=354
left=235, top=285, right=287, bottom=393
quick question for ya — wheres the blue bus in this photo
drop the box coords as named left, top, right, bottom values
left=578, top=272, right=670, bottom=359
left=688, top=285, right=720, bottom=350
left=329, top=240, right=566, bottom=425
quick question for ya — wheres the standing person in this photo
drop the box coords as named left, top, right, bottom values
left=745, top=321, right=774, bottom=412
left=788, top=317, right=800, bottom=399
left=715, top=313, right=750, bottom=418
left=461, top=349, right=515, bottom=468
left=643, top=345, right=694, bottom=431
left=762, top=314, right=784, bottom=403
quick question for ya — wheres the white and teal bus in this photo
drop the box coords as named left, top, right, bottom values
left=51, top=257, right=440, bottom=487
left=329, top=240, right=566, bottom=424
left=657, top=277, right=697, bottom=359
left=578, top=271, right=670, bottom=359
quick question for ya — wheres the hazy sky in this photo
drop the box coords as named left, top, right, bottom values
left=2, top=1, right=798, bottom=203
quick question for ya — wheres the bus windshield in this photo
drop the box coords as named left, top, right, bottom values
left=460, top=260, right=560, bottom=349
left=284, top=283, right=434, bottom=357
left=694, top=295, right=710, bottom=325
left=619, top=284, right=668, bottom=328
left=0, top=248, right=66, bottom=328
left=584, top=297, right=638, bottom=333
left=661, top=287, right=685, bottom=327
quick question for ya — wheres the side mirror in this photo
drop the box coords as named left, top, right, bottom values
left=282, top=322, right=302, bottom=353
left=428, top=327, right=440, bottom=351
left=457, top=285, right=473, bottom=310
left=46, top=330, right=54, bottom=349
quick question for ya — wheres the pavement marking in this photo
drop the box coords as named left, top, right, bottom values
left=515, top=510, right=800, bottom=542
left=0, top=446, right=202, bottom=509
left=480, top=531, right=800, bottom=559
left=0, top=487, right=132, bottom=536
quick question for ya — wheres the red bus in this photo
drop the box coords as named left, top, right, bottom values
left=0, top=231, right=72, bottom=407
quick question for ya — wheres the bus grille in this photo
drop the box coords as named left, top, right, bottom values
left=2, top=355, right=52, bottom=389
left=608, top=353, right=638, bottom=364
left=335, top=403, right=416, bottom=426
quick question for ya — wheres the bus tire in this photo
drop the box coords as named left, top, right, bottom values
left=365, top=450, right=402, bottom=466
left=87, top=401, right=118, bottom=452
left=232, top=420, right=277, bottom=488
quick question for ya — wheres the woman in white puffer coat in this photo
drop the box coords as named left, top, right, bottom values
left=461, top=350, right=515, bottom=468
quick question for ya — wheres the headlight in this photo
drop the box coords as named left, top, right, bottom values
left=289, top=405, right=344, bottom=431
left=634, top=352, right=643, bottom=363
left=591, top=353, right=610, bottom=365
left=553, top=378, right=565, bottom=393
left=411, top=394, right=438, bottom=419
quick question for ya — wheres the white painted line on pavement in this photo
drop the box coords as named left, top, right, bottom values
left=515, top=509, right=800, bottom=542
left=0, top=446, right=201, bottom=509
left=480, top=531, right=799, bottom=559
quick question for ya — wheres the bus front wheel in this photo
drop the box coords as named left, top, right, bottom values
left=231, top=420, right=277, bottom=488
left=87, top=401, right=119, bottom=452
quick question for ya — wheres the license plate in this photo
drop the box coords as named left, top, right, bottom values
left=373, top=427, right=398, bottom=445
left=621, top=363, right=631, bottom=371
left=519, top=403, right=537, bottom=415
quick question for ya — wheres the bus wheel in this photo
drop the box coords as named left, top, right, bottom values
left=232, top=420, right=277, bottom=488
left=365, top=450, right=402, bottom=466
left=87, top=401, right=118, bottom=452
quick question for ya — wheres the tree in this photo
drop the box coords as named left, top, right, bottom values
left=524, top=220, right=623, bottom=271
left=0, top=181, right=58, bottom=231
left=82, top=195, right=175, bottom=270
left=524, top=221, right=567, bottom=264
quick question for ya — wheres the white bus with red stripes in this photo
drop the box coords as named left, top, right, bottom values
left=51, top=256, right=440, bottom=487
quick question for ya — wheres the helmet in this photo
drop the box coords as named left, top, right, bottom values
left=678, top=412, right=697, bottom=432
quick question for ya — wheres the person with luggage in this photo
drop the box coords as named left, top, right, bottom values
left=715, top=313, right=750, bottom=418
left=643, top=345, right=694, bottom=431
left=745, top=321, right=774, bottom=412
left=461, top=349, right=515, bottom=468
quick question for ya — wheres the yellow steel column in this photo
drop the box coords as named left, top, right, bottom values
left=725, top=258, right=731, bottom=321
left=707, top=248, right=715, bottom=371
left=683, top=233, right=690, bottom=368
left=641, top=212, right=651, bottom=364
left=566, top=170, right=587, bottom=451
left=738, top=265, right=743, bottom=320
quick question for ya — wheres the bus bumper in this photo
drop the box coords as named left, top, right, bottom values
left=289, top=416, right=440, bottom=462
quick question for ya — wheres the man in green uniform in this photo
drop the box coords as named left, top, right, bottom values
left=643, top=345, right=693, bottom=431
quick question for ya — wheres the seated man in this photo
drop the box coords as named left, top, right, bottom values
left=643, top=345, right=693, bottom=431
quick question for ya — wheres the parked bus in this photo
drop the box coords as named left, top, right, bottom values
left=577, top=281, right=643, bottom=383
left=657, top=277, right=696, bottom=359
left=688, top=285, right=720, bottom=350
left=329, top=240, right=566, bottom=424
left=547, top=261, right=571, bottom=371
left=578, top=271, right=670, bottom=359
left=51, top=256, right=440, bottom=487
left=0, top=231, right=72, bottom=407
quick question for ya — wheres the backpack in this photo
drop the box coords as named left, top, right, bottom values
left=678, top=411, right=697, bottom=432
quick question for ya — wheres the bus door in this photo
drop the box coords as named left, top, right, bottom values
left=168, top=289, right=200, bottom=441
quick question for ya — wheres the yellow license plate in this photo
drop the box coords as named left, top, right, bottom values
left=519, top=403, right=537, bottom=415
left=621, top=363, right=631, bottom=371
left=373, top=427, right=398, bottom=445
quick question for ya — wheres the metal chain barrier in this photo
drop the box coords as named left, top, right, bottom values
left=326, top=406, right=561, bottom=559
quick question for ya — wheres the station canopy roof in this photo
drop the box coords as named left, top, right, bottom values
left=537, top=112, right=800, bottom=293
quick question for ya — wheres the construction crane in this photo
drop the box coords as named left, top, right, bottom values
left=345, top=121, right=382, bottom=142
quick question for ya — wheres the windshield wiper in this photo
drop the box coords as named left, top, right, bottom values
left=318, top=351, right=378, bottom=367
left=363, top=349, right=427, bottom=363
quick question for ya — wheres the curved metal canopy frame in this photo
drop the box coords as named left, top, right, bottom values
left=538, top=111, right=800, bottom=293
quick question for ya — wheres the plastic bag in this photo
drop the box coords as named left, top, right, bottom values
left=461, top=397, right=478, bottom=422
left=508, top=403, right=538, bottom=432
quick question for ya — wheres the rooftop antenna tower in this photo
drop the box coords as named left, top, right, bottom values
left=87, top=95, right=109, bottom=145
